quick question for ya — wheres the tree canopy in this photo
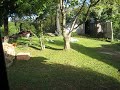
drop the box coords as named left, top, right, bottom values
left=1, top=0, right=120, bottom=49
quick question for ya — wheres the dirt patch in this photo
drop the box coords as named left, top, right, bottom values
left=98, top=47, right=120, bottom=60
left=100, top=51, right=116, bottom=55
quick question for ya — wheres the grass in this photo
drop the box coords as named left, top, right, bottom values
left=7, top=36, right=120, bottom=90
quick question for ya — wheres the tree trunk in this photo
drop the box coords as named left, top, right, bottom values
left=60, top=0, right=71, bottom=50
left=111, top=22, right=114, bottom=42
left=0, top=32, right=9, bottom=89
left=40, top=37, right=45, bottom=50
left=3, top=0, right=9, bottom=36
left=3, top=16, right=8, bottom=36
left=56, top=3, right=61, bottom=35
left=19, top=23, right=23, bottom=32
left=39, top=21, right=45, bottom=50
left=63, top=34, right=71, bottom=49
left=50, top=15, right=53, bottom=32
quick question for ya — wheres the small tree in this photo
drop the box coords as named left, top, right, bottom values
left=56, top=3, right=61, bottom=35
left=60, top=0, right=100, bottom=50
left=16, top=0, right=55, bottom=50
left=34, top=16, right=46, bottom=50
left=0, top=0, right=17, bottom=36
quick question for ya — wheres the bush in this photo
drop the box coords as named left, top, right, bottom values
left=113, top=14, right=120, bottom=40
left=9, top=22, right=19, bottom=36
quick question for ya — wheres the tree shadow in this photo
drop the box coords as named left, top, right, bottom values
left=45, top=39, right=120, bottom=70
left=29, top=44, right=41, bottom=50
left=16, top=38, right=30, bottom=44
left=71, top=43, right=120, bottom=70
left=17, top=39, right=64, bottom=51
left=101, top=43, right=120, bottom=51
left=29, top=44, right=63, bottom=51
left=48, top=40, right=64, bottom=47
left=7, top=56, right=120, bottom=90
left=45, top=45, right=63, bottom=50
left=44, top=40, right=64, bottom=50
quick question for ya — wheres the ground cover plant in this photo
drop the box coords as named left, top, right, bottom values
left=7, top=36, right=120, bottom=90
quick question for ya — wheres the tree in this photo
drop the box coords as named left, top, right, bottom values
left=2, top=0, right=9, bottom=36
left=60, top=0, right=100, bottom=50
left=56, top=3, right=61, bottom=35
left=14, top=0, right=52, bottom=50
left=0, top=1, right=4, bottom=26
left=0, top=0, right=17, bottom=36
left=1, top=0, right=104, bottom=50
left=31, top=0, right=56, bottom=50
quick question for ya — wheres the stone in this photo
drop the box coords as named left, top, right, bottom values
left=70, top=37, right=79, bottom=43
left=3, top=36, right=9, bottom=43
left=16, top=53, right=30, bottom=60
left=46, top=33, right=55, bottom=37
left=26, top=33, right=30, bottom=39
left=46, top=38, right=54, bottom=43
left=2, top=42, right=15, bottom=67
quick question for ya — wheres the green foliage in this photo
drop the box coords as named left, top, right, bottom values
left=113, top=14, right=120, bottom=39
left=21, top=21, right=36, bottom=32
left=0, top=26, right=4, bottom=37
left=0, top=22, right=18, bottom=36
left=0, top=21, right=37, bottom=37
left=69, top=0, right=79, bottom=6
left=90, top=1, right=120, bottom=39
left=8, top=22, right=19, bottom=36
left=91, top=0, right=120, bottom=20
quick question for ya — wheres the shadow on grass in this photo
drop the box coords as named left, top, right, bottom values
left=101, top=43, right=120, bottom=51
left=45, top=40, right=120, bottom=70
left=16, top=38, right=30, bottom=44
left=7, top=56, right=120, bottom=90
left=71, top=43, right=120, bottom=70
left=29, top=44, right=63, bottom=51
left=16, top=39, right=41, bottom=50
left=48, top=40, right=64, bottom=47
left=45, top=45, right=63, bottom=50
left=29, top=44, right=41, bottom=50
left=45, top=40, right=64, bottom=50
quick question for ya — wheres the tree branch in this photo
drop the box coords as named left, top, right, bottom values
left=68, top=0, right=86, bottom=35
left=91, top=0, right=100, bottom=6
left=70, top=0, right=100, bottom=32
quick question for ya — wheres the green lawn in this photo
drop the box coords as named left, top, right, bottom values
left=7, top=36, right=120, bottom=90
